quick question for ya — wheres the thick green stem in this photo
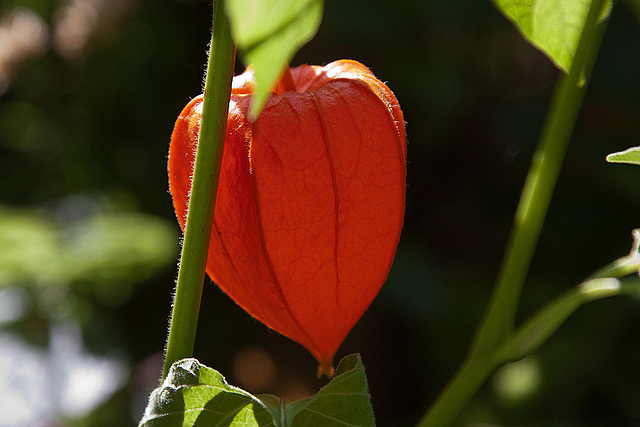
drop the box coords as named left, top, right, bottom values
left=418, top=0, right=609, bottom=425
left=471, top=0, right=609, bottom=358
left=163, top=1, right=236, bottom=379
left=418, top=357, right=496, bottom=427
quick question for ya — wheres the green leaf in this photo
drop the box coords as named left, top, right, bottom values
left=139, top=358, right=276, bottom=426
left=258, top=354, right=375, bottom=426
left=285, top=354, right=375, bottom=427
left=492, top=0, right=611, bottom=72
left=141, top=356, right=375, bottom=427
left=606, top=146, right=640, bottom=166
left=225, top=0, right=323, bottom=119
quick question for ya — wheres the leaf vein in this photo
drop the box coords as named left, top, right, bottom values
left=302, top=408, right=362, bottom=426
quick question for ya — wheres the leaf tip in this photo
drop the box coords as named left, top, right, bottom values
left=606, top=146, right=640, bottom=165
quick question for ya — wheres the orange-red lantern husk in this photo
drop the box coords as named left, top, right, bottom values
left=168, top=60, right=406, bottom=376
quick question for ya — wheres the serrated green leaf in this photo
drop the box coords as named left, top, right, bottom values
left=493, top=0, right=611, bottom=72
left=606, top=146, right=640, bottom=166
left=139, top=358, right=276, bottom=427
left=225, top=0, right=323, bottom=119
left=140, top=356, right=374, bottom=427
left=286, top=354, right=375, bottom=427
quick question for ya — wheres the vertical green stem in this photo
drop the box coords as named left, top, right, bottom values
left=470, top=0, right=609, bottom=358
left=163, top=1, right=236, bottom=379
left=418, top=0, right=609, bottom=425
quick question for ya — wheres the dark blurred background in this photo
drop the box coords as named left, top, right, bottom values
left=1, top=0, right=639, bottom=426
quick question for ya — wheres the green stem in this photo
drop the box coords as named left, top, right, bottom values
left=493, top=277, right=633, bottom=364
left=589, top=229, right=640, bottom=279
left=418, top=357, right=496, bottom=427
left=470, top=0, right=609, bottom=358
left=163, top=1, right=236, bottom=379
left=418, top=0, right=609, bottom=425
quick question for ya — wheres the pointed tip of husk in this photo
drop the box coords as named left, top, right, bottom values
left=317, top=360, right=335, bottom=378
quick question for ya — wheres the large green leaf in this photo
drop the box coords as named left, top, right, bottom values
left=493, top=0, right=610, bottom=72
left=139, top=358, right=276, bottom=426
left=606, top=146, right=640, bottom=166
left=225, top=0, right=323, bottom=119
left=141, top=355, right=375, bottom=427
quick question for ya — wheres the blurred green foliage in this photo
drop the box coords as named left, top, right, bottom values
left=0, top=205, right=176, bottom=300
left=0, top=0, right=639, bottom=426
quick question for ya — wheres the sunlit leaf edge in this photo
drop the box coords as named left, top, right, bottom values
left=492, top=0, right=612, bottom=72
left=224, top=0, right=323, bottom=120
left=606, top=146, right=640, bottom=166
left=139, top=358, right=275, bottom=427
